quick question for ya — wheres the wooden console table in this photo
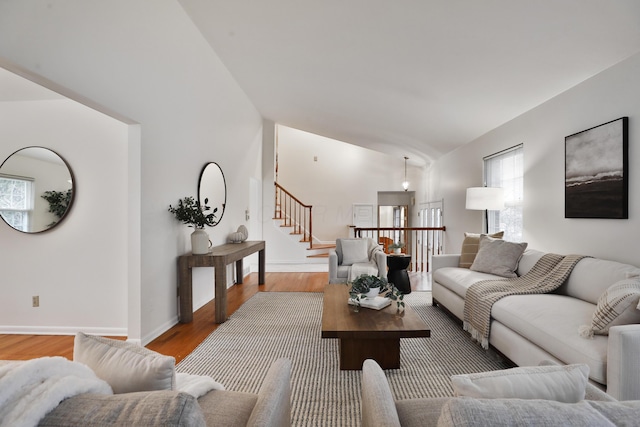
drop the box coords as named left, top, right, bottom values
left=178, top=240, right=265, bottom=324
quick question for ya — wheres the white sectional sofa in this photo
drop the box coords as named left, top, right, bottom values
left=432, top=248, right=640, bottom=400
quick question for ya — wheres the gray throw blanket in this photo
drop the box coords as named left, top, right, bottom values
left=463, top=253, right=587, bottom=349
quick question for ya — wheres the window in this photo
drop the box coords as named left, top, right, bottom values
left=0, top=175, right=34, bottom=232
left=484, top=145, right=523, bottom=242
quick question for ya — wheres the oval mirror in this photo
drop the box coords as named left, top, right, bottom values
left=0, top=147, right=75, bottom=233
left=198, top=162, right=226, bottom=226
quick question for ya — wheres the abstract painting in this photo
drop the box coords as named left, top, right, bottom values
left=565, top=117, right=628, bottom=219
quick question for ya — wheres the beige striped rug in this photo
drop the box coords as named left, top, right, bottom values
left=177, top=292, right=511, bottom=426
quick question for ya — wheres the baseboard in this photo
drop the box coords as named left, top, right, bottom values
left=0, top=325, right=128, bottom=336
left=267, top=262, right=328, bottom=272
left=141, top=316, right=179, bottom=346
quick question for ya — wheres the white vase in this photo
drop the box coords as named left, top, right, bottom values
left=393, top=248, right=401, bottom=254
left=366, top=287, right=380, bottom=299
left=191, top=228, right=211, bottom=254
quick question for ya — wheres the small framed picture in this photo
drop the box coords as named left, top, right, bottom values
left=565, top=117, right=628, bottom=219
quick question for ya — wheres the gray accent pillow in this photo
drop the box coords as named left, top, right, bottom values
left=469, top=235, right=527, bottom=278
left=39, top=391, right=205, bottom=426
left=459, top=231, right=504, bottom=268
left=340, top=239, right=369, bottom=266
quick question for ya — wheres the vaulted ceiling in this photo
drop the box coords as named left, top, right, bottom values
left=0, top=66, right=64, bottom=102
left=179, top=0, right=640, bottom=165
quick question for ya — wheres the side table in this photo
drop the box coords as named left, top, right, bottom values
left=387, top=254, right=411, bottom=294
left=178, top=240, right=265, bottom=324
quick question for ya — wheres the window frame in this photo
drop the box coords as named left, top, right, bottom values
left=0, top=173, right=35, bottom=232
left=483, top=144, right=523, bottom=242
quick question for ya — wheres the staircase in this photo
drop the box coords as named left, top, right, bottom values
left=273, top=182, right=335, bottom=258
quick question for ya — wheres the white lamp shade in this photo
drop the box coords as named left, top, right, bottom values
left=466, top=187, right=504, bottom=210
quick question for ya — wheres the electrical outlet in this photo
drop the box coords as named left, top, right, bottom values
left=32, top=296, right=39, bottom=307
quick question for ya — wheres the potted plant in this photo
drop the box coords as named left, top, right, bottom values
left=388, top=241, right=405, bottom=254
left=348, top=274, right=405, bottom=310
left=168, top=196, right=218, bottom=254
left=41, top=189, right=73, bottom=227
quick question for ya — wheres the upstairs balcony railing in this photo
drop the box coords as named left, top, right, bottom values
left=274, top=182, right=313, bottom=248
left=354, top=226, right=446, bottom=272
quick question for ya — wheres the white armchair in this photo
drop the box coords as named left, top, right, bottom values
left=328, top=238, right=387, bottom=284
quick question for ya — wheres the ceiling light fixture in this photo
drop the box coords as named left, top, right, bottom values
left=402, top=156, right=409, bottom=191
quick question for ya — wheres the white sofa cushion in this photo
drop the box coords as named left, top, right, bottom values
left=74, top=332, right=176, bottom=394
left=451, top=363, right=590, bottom=403
left=335, top=265, right=350, bottom=279
left=491, top=295, right=608, bottom=384
left=557, top=257, right=640, bottom=304
left=470, top=235, right=527, bottom=278
left=515, top=249, right=546, bottom=277
left=433, top=267, right=501, bottom=299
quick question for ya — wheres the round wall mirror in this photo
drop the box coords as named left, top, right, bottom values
left=198, top=162, right=226, bottom=226
left=0, top=147, right=75, bottom=233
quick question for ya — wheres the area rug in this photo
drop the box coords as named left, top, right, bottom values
left=177, top=291, right=511, bottom=426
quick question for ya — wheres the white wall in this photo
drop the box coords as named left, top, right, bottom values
left=0, top=1, right=262, bottom=343
left=430, top=52, right=640, bottom=266
left=276, top=125, right=424, bottom=241
left=0, top=99, right=129, bottom=335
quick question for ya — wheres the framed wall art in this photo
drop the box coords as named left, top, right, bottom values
left=565, top=117, right=628, bottom=219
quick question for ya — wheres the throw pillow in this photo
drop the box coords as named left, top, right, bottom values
left=459, top=231, right=504, bottom=268
left=41, top=391, right=206, bottom=427
left=341, top=239, right=369, bottom=266
left=470, top=235, right=527, bottom=278
left=73, top=332, right=176, bottom=394
left=438, top=399, right=613, bottom=427
left=451, top=364, right=590, bottom=403
left=578, top=278, right=640, bottom=339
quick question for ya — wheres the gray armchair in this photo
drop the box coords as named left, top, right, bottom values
left=361, top=359, right=617, bottom=427
left=328, top=238, right=387, bottom=284
left=39, top=358, right=292, bottom=427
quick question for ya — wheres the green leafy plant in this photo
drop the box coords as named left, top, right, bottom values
left=168, top=196, right=217, bottom=229
left=388, top=241, right=405, bottom=250
left=41, top=189, right=72, bottom=227
left=348, top=274, right=405, bottom=309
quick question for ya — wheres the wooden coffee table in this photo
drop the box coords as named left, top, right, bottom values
left=321, top=284, right=430, bottom=370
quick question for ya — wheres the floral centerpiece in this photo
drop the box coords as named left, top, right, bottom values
left=348, top=274, right=405, bottom=309
left=168, top=196, right=218, bottom=254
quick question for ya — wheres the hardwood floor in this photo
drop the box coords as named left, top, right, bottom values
left=0, top=271, right=430, bottom=363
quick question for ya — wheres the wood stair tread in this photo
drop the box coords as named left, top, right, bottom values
left=307, top=253, right=329, bottom=258
left=308, top=244, right=335, bottom=250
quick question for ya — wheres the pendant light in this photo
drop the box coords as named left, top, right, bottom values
left=402, top=156, right=409, bottom=191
